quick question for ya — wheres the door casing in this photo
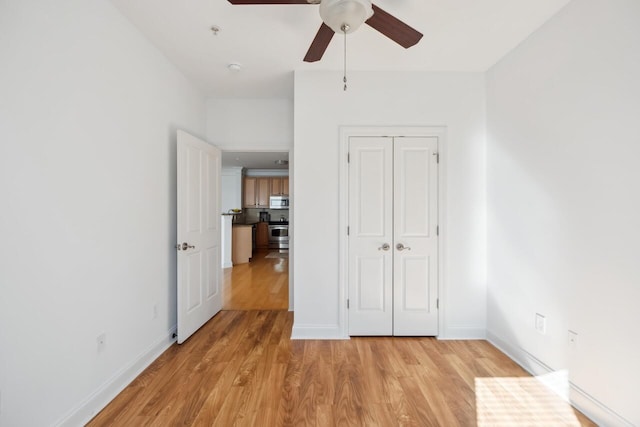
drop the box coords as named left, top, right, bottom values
left=338, top=126, right=447, bottom=339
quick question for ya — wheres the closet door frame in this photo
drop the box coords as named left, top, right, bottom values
left=338, top=126, right=447, bottom=339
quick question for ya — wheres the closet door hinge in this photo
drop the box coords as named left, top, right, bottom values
left=347, top=153, right=350, bottom=163
left=436, top=225, right=439, bottom=236
left=434, top=152, right=440, bottom=164
left=437, top=298, right=439, bottom=309
left=347, top=299, right=350, bottom=309
left=347, top=226, right=350, bottom=236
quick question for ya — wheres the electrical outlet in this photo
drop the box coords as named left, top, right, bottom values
left=97, top=333, right=106, bottom=352
left=568, top=330, right=578, bottom=348
left=535, top=313, right=546, bottom=334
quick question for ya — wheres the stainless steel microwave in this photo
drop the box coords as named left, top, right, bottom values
left=269, top=195, right=289, bottom=209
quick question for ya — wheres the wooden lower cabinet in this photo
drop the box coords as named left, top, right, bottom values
left=232, top=225, right=253, bottom=264
left=256, top=222, right=269, bottom=249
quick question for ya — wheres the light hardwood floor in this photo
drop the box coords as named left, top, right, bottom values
left=223, top=249, right=289, bottom=310
left=88, top=311, right=595, bottom=426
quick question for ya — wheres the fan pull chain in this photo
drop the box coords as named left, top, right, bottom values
left=342, top=24, right=349, bottom=91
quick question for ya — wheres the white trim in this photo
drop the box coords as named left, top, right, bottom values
left=54, top=327, right=177, bottom=427
left=439, top=327, right=486, bottom=340
left=244, top=169, right=289, bottom=177
left=219, top=146, right=291, bottom=152
left=487, top=330, right=634, bottom=427
left=338, top=126, right=447, bottom=339
left=221, top=166, right=243, bottom=174
left=291, top=324, right=346, bottom=340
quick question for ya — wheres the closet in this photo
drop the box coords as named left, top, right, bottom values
left=348, top=136, right=439, bottom=336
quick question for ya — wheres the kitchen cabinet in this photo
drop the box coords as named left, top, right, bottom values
left=256, top=222, right=269, bottom=249
left=243, top=177, right=256, bottom=208
left=243, top=177, right=270, bottom=208
left=232, top=225, right=253, bottom=264
left=270, top=177, right=289, bottom=196
left=256, top=178, right=270, bottom=207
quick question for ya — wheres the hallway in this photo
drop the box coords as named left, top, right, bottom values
left=223, top=250, right=289, bottom=310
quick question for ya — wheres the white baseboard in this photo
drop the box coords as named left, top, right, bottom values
left=291, top=324, right=347, bottom=340
left=439, top=326, right=486, bottom=340
left=487, top=330, right=634, bottom=427
left=54, top=326, right=177, bottom=427
left=222, top=261, right=232, bottom=269
left=292, top=324, right=486, bottom=340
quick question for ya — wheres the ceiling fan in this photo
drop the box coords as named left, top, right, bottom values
left=227, top=0, right=423, bottom=63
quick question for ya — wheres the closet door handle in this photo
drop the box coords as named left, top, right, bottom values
left=396, top=243, right=411, bottom=251
left=378, top=243, right=390, bottom=251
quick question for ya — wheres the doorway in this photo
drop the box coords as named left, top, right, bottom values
left=220, top=150, right=291, bottom=311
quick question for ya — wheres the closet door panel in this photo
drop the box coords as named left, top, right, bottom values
left=348, top=137, right=393, bottom=335
left=393, top=137, right=439, bottom=336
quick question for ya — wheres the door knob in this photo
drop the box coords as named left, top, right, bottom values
left=396, top=243, right=411, bottom=251
left=176, top=242, right=195, bottom=251
left=378, top=243, right=390, bottom=251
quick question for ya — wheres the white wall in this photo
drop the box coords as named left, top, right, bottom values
left=0, top=1, right=206, bottom=425
left=293, top=71, right=486, bottom=339
left=486, top=0, right=640, bottom=425
left=221, top=167, right=243, bottom=213
left=206, top=99, right=293, bottom=151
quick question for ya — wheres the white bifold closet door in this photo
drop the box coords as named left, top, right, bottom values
left=348, top=136, right=438, bottom=336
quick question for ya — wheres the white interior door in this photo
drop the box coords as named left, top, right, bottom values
left=393, top=137, right=439, bottom=335
left=348, top=136, right=439, bottom=336
left=176, top=130, right=222, bottom=344
left=348, top=137, right=394, bottom=335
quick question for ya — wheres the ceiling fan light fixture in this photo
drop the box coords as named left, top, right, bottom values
left=319, top=0, right=373, bottom=34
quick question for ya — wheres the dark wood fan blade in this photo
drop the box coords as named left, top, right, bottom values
left=228, top=0, right=310, bottom=4
left=303, top=23, right=334, bottom=62
left=366, top=4, right=423, bottom=48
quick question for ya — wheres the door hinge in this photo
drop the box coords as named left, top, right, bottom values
left=437, top=298, right=439, bottom=309
left=434, top=152, right=440, bottom=164
left=347, top=153, right=350, bottom=163
left=347, top=226, right=350, bottom=236
left=436, top=225, right=439, bottom=236
left=347, top=299, right=350, bottom=309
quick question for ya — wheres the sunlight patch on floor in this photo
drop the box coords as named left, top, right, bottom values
left=476, top=370, right=580, bottom=426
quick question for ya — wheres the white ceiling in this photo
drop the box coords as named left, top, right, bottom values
left=110, top=0, right=571, bottom=99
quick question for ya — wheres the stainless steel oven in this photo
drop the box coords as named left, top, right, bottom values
left=268, top=223, right=289, bottom=249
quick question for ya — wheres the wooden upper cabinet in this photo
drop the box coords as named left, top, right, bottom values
left=245, top=175, right=289, bottom=207
left=270, top=177, right=282, bottom=196
left=256, top=177, right=270, bottom=207
left=243, top=177, right=257, bottom=208
left=270, top=177, right=289, bottom=196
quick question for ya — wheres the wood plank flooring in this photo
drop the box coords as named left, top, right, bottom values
left=88, top=311, right=596, bottom=426
left=223, top=250, right=288, bottom=310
